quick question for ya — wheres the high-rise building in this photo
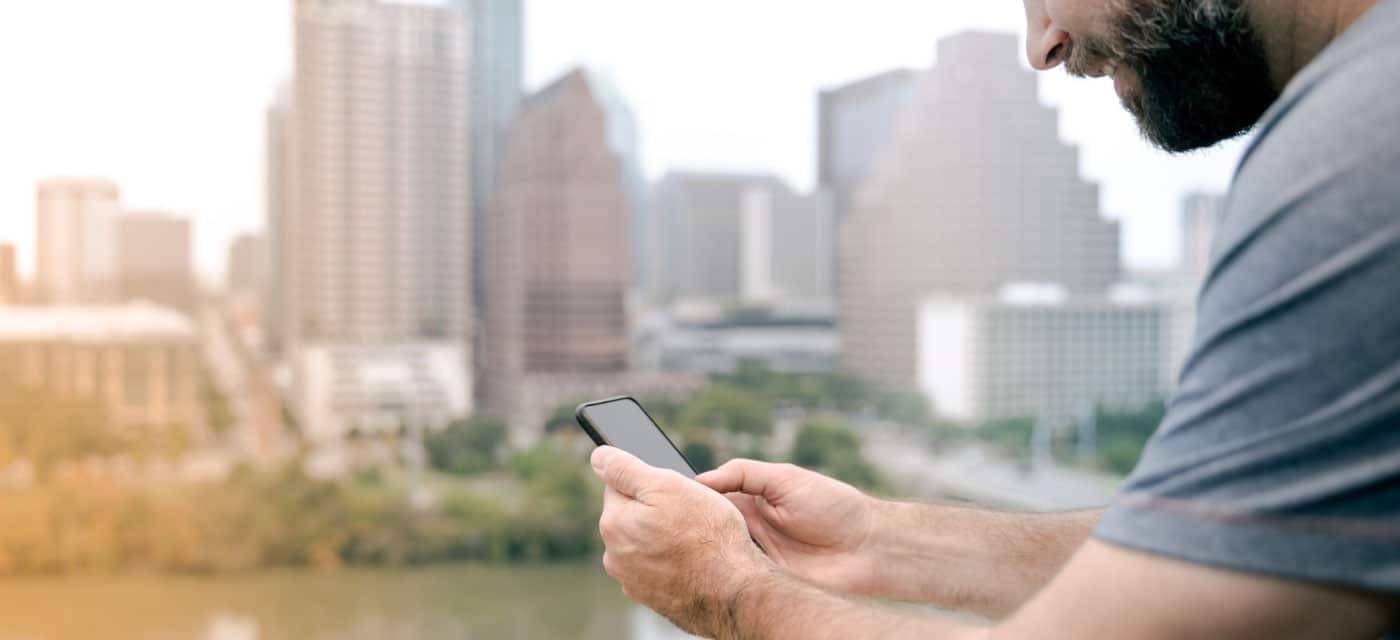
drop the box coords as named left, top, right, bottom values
left=484, top=68, right=638, bottom=416
left=280, top=0, right=475, bottom=435
left=652, top=172, right=834, bottom=307
left=454, top=0, right=525, bottom=317
left=35, top=178, right=121, bottom=305
left=0, top=243, right=18, bottom=304
left=0, top=303, right=199, bottom=431
left=1180, top=192, right=1226, bottom=291
left=841, top=32, right=1121, bottom=389
left=818, top=68, right=916, bottom=221
left=288, top=0, right=472, bottom=347
left=917, top=288, right=1173, bottom=426
left=227, top=233, right=267, bottom=297
left=265, top=84, right=293, bottom=356
left=117, top=212, right=195, bottom=313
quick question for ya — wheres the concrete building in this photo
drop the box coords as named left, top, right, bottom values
left=35, top=178, right=121, bottom=305
left=634, top=303, right=841, bottom=376
left=841, top=32, right=1121, bottom=390
left=264, top=84, right=293, bottom=357
left=117, top=212, right=195, bottom=313
left=917, top=286, right=1173, bottom=426
left=227, top=233, right=267, bottom=297
left=652, top=172, right=834, bottom=306
left=453, top=0, right=525, bottom=318
left=818, top=68, right=917, bottom=221
left=0, top=243, right=18, bottom=304
left=292, top=342, right=471, bottom=443
left=484, top=68, right=638, bottom=418
left=287, top=0, right=472, bottom=347
left=0, top=303, right=199, bottom=430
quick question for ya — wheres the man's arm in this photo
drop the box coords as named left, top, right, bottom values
left=699, top=459, right=1098, bottom=618
left=721, top=540, right=1399, bottom=640
left=860, top=501, right=1098, bottom=617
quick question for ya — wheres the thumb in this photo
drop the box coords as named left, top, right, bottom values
left=591, top=446, right=665, bottom=499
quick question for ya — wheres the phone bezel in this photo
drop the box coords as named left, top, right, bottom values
left=574, top=395, right=699, bottom=476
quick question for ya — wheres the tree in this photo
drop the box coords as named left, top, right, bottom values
left=676, top=384, right=773, bottom=437
left=790, top=416, right=880, bottom=489
left=424, top=417, right=508, bottom=475
left=1091, top=401, right=1167, bottom=475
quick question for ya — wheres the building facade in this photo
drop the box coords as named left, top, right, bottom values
left=817, top=68, right=917, bottom=222
left=117, top=212, right=195, bottom=313
left=652, top=172, right=834, bottom=307
left=0, top=304, right=199, bottom=430
left=265, top=84, right=294, bottom=357
left=227, top=233, right=267, bottom=297
left=288, top=0, right=472, bottom=347
left=484, top=68, right=637, bottom=416
left=917, top=290, right=1173, bottom=426
left=454, top=0, right=525, bottom=318
left=292, top=342, right=470, bottom=443
left=0, top=243, right=18, bottom=304
left=840, top=32, right=1121, bottom=389
left=35, top=178, right=121, bottom=305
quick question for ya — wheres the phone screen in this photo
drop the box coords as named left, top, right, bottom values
left=578, top=398, right=696, bottom=478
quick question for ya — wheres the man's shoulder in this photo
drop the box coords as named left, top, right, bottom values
left=1208, top=2, right=1400, bottom=301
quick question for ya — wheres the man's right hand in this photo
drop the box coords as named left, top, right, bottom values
left=696, top=460, right=885, bottom=597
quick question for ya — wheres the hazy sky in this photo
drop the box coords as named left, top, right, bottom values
left=0, top=0, right=1245, bottom=281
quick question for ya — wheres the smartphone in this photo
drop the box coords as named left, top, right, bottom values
left=575, top=396, right=697, bottom=479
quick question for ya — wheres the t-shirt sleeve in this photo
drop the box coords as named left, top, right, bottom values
left=1094, top=55, right=1400, bottom=593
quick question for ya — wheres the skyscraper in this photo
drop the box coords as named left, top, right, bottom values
left=288, top=0, right=472, bottom=346
left=227, top=232, right=267, bottom=297
left=840, top=32, right=1121, bottom=389
left=817, top=69, right=916, bottom=221
left=0, top=243, right=18, bottom=305
left=116, top=212, right=195, bottom=313
left=652, top=172, right=834, bottom=307
left=265, top=84, right=293, bottom=356
left=454, top=0, right=525, bottom=317
left=484, top=68, right=638, bottom=416
left=35, top=178, right=121, bottom=305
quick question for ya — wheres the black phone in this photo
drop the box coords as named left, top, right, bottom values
left=575, top=396, right=697, bottom=479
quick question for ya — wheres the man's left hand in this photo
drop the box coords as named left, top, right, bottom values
left=591, top=445, right=772, bottom=638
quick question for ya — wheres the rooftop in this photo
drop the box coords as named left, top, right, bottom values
left=0, top=303, right=196, bottom=342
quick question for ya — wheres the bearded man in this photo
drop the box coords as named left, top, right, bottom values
left=590, top=1, right=1400, bottom=637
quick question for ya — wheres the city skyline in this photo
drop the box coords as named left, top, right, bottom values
left=0, top=1, right=1242, bottom=282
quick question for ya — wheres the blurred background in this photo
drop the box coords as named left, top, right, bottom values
left=0, top=1, right=1243, bottom=638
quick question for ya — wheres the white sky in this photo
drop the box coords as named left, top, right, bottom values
left=0, top=0, right=1244, bottom=282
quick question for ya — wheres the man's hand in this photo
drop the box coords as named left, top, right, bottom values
left=591, top=446, right=772, bottom=639
left=696, top=459, right=882, bottom=596
left=699, top=459, right=1100, bottom=617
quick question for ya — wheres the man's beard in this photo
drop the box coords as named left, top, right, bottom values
left=1068, top=0, right=1280, bottom=153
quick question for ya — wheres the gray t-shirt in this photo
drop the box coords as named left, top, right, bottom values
left=1093, top=0, right=1400, bottom=624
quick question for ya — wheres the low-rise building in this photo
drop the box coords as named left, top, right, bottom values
left=917, top=285, right=1175, bottom=427
left=0, top=303, right=199, bottom=430
left=634, top=302, right=841, bottom=376
left=292, top=342, right=471, bottom=444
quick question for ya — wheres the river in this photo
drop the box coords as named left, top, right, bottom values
left=0, top=565, right=696, bottom=640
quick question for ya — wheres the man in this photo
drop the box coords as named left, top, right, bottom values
left=591, top=0, right=1400, bottom=637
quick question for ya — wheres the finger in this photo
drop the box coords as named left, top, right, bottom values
left=726, top=493, right=778, bottom=552
left=696, top=459, right=792, bottom=498
left=591, top=445, right=672, bottom=499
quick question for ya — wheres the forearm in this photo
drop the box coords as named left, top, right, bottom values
left=857, top=501, right=1100, bottom=618
left=722, top=567, right=988, bottom=640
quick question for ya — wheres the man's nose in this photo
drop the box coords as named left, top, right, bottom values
left=1025, top=6, right=1071, bottom=70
